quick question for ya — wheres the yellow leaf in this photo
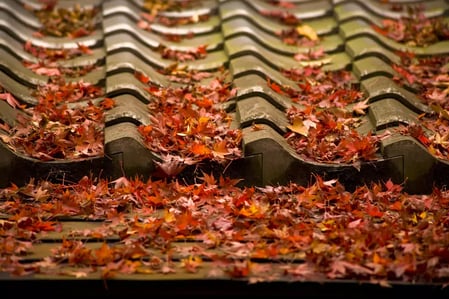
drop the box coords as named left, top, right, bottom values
left=296, top=24, right=318, bottom=41
left=164, top=210, right=176, bottom=222
left=287, top=118, right=309, bottom=137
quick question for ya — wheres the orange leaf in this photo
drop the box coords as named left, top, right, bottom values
left=366, top=203, right=384, bottom=218
left=213, top=140, right=229, bottom=155
left=94, top=243, right=115, bottom=266
left=77, top=43, right=93, bottom=55
left=100, top=97, right=116, bottom=110
left=196, top=45, right=208, bottom=55
left=191, top=142, right=211, bottom=156
left=389, top=201, right=403, bottom=211
left=195, top=97, right=213, bottom=108
left=177, top=211, right=197, bottom=231
left=268, top=79, right=283, bottom=95
left=135, top=71, right=150, bottom=84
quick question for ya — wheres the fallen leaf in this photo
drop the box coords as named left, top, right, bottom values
left=296, top=24, right=318, bottom=41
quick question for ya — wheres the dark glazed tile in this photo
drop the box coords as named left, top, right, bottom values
left=368, top=98, right=420, bottom=129
left=247, top=0, right=332, bottom=19
left=0, top=0, right=42, bottom=28
left=104, top=122, right=156, bottom=180
left=237, top=97, right=289, bottom=133
left=105, top=31, right=227, bottom=71
left=225, top=35, right=295, bottom=69
left=352, top=56, right=396, bottom=80
left=106, top=72, right=152, bottom=104
left=334, top=0, right=447, bottom=25
left=361, top=76, right=433, bottom=114
left=381, top=135, right=437, bottom=194
left=242, top=124, right=299, bottom=186
left=233, top=74, right=293, bottom=111
left=103, top=14, right=223, bottom=52
left=106, top=51, right=171, bottom=87
left=341, top=18, right=449, bottom=56
left=0, top=47, right=46, bottom=87
left=345, top=36, right=401, bottom=64
left=334, top=1, right=383, bottom=26
left=0, top=100, right=21, bottom=127
left=0, top=70, right=36, bottom=105
left=104, top=0, right=221, bottom=34
left=362, top=0, right=449, bottom=19
left=0, top=11, right=102, bottom=49
left=229, top=55, right=300, bottom=91
left=104, top=94, right=151, bottom=126
left=131, top=0, right=218, bottom=18
left=19, top=0, right=104, bottom=10
left=222, top=17, right=344, bottom=55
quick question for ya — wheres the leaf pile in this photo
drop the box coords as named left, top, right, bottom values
left=137, top=1, right=210, bottom=42
left=0, top=2, right=111, bottom=161
left=1, top=174, right=449, bottom=284
left=136, top=1, right=211, bottom=54
left=261, top=2, right=319, bottom=47
left=0, top=81, right=113, bottom=160
left=392, top=51, right=449, bottom=160
left=29, top=1, right=99, bottom=38
left=136, top=70, right=242, bottom=177
left=268, top=62, right=382, bottom=164
left=281, top=66, right=363, bottom=108
left=23, top=41, right=97, bottom=78
left=392, top=51, right=449, bottom=109
left=138, top=0, right=210, bottom=59
left=285, top=105, right=383, bottom=164
left=372, top=4, right=449, bottom=47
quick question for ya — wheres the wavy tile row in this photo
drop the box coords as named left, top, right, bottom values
left=0, top=0, right=448, bottom=194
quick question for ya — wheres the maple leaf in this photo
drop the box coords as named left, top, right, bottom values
left=153, top=155, right=189, bottom=177
left=199, top=172, right=217, bottom=186
left=212, top=140, right=230, bottom=158
left=100, top=97, right=116, bottom=110
left=351, top=99, right=370, bottom=115
left=111, top=176, right=130, bottom=189
left=296, top=24, right=318, bottom=41
left=267, top=78, right=284, bottom=95
left=32, top=186, right=50, bottom=201
left=94, top=243, right=115, bottom=266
